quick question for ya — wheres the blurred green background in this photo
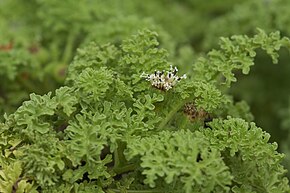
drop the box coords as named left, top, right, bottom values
left=0, top=0, right=289, bottom=178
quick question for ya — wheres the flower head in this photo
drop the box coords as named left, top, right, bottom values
left=141, top=65, right=186, bottom=91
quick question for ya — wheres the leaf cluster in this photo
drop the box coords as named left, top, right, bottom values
left=0, top=29, right=289, bottom=193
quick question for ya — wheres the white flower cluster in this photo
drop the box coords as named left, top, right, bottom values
left=140, top=65, right=187, bottom=91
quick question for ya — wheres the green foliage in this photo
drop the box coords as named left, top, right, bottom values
left=202, top=0, right=290, bottom=49
left=280, top=98, right=290, bottom=181
left=200, top=1, right=290, bottom=176
left=125, top=130, right=232, bottom=193
left=203, top=117, right=289, bottom=193
left=194, top=29, right=289, bottom=86
left=1, top=0, right=290, bottom=192
left=0, top=162, right=37, bottom=193
left=0, top=0, right=174, bottom=120
left=1, top=28, right=289, bottom=193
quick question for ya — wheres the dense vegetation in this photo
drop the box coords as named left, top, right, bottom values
left=0, top=0, right=290, bottom=192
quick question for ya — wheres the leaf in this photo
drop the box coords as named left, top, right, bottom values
left=125, top=130, right=232, bottom=193
left=55, top=86, right=78, bottom=116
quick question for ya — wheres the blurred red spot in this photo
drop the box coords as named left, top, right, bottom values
left=28, top=45, right=39, bottom=54
left=20, top=72, right=30, bottom=80
left=0, top=42, right=13, bottom=51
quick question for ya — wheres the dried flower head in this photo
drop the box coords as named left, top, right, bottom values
left=183, top=102, right=211, bottom=122
left=140, top=65, right=186, bottom=91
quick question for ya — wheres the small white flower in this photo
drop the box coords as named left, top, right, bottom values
left=140, top=65, right=186, bottom=91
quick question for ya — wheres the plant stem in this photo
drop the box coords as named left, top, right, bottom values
left=16, top=77, right=43, bottom=94
left=114, top=141, right=127, bottom=167
left=113, top=164, right=136, bottom=175
left=158, top=99, right=187, bottom=130
left=62, top=29, right=77, bottom=64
